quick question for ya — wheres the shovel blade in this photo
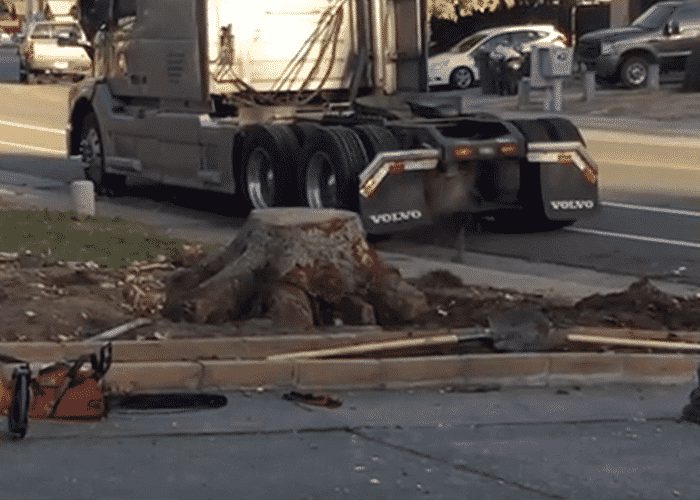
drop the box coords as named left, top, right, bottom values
left=489, top=308, right=551, bottom=352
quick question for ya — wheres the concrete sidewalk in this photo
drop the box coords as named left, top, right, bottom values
left=427, top=84, right=700, bottom=138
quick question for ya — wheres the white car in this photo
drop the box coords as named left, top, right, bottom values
left=0, top=28, right=11, bottom=44
left=428, top=24, right=567, bottom=89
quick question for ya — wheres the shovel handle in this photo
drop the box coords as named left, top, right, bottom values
left=267, top=334, right=459, bottom=361
left=567, top=334, right=700, bottom=352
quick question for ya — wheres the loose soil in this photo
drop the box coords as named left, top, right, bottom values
left=3, top=209, right=700, bottom=344
left=2, top=259, right=700, bottom=343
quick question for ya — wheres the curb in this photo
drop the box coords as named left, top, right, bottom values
left=3, top=332, right=699, bottom=392
left=103, top=353, right=699, bottom=393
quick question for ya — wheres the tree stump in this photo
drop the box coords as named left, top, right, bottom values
left=163, top=208, right=429, bottom=328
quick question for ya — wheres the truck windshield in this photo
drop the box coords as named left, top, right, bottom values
left=632, top=4, right=677, bottom=29
left=451, top=33, right=488, bottom=53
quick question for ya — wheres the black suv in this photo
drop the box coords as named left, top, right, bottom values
left=577, top=0, right=700, bottom=88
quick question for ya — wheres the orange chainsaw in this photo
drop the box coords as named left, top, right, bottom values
left=0, top=343, right=112, bottom=438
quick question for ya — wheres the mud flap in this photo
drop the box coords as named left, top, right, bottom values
left=528, top=142, right=599, bottom=221
left=357, top=150, right=440, bottom=235
left=539, top=161, right=599, bottom=221
left=359, top=170, right=432, bottom=235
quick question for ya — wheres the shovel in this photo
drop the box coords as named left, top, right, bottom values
left=266, top=308, right=552, bottom=361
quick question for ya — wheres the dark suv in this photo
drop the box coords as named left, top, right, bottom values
left=576, top=1, right=700, bottom=88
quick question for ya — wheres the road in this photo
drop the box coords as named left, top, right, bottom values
left=1, top=83, right=700, bottom=286
left=1, top=384, right=699, bottom=499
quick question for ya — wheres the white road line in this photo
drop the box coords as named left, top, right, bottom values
left=566, top=227, right=700, bottom=249
left=0, top=140, right=65, bottom=156
left=602, top=201, right=700, bottom=218
left=0, top=119, right=65, bottom=135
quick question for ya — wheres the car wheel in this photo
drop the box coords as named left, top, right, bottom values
left=449, top=66, right=474, bottom=90
left=621, top=56, right=650, bottom=89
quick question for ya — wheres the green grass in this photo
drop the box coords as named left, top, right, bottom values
left=0, top=209, right=200, bottom=268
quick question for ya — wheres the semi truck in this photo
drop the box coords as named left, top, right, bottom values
left=65, top=0, right=599, bottom=235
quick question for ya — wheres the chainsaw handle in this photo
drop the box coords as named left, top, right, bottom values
left=96, top=343, right=113, bottom=379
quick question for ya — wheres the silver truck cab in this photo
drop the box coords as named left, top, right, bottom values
left=21, top=21, right=92, bottom=81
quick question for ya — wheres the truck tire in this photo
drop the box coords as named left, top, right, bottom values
left=353, top=124, right=399, bottom=162
left=299, top=126, right=368, bottom=210
left=81, top=113, right=126, bottom=196
left=620, top=55, right=651, bottom=89
left=241, top=125, right=300, bottom=209
left=290, top=122, right=323, bottom=146
left=503, top=119, right=577, bottom=231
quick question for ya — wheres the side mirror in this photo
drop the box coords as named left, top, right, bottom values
left=664, top=21, right=681, bottom=36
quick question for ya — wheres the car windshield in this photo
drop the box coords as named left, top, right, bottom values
left=451, top=33, right=488, bottom=53
left=632, top=4, right=677, bottom=29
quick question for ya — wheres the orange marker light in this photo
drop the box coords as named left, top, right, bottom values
left=499, top=143, right=518, bottom=156
left=557, top=153, right=574, bottom=164
left=582, top=165, right=598, bottom=185
left=388, top=162, right=405, bottom=174
left=453, top=146, right=475, bottom=160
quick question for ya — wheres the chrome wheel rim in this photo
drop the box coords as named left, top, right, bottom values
left=81, top=127, right=103, bottom=185
left=246, top=147, right=275, bottom=209
left=306, top=151, right=338, bottom=208
left=625, top=62, right=647, bottom=86
left=453, top=68, right=472, bottom=88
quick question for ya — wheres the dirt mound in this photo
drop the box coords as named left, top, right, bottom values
left=411, top=270, right=464, bottom=289
left=1, top=260, right=700, bottom=343
left=557, top=278, right=700, bottom=331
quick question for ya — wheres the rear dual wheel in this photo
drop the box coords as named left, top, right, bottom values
left=240, top=124, right=399, bottom=211
left=299, top=126, right=369, bottom=211
left=240, top=125, right=300, bottom=209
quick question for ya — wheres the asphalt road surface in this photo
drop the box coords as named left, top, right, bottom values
left=1, top=384, right=699, bottom=499
left=1, top=82, right=700, bottom=286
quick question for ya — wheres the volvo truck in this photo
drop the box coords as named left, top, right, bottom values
left=65, top=0, right=599, bottom=235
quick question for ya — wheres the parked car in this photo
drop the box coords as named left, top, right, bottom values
left=576, top=0, right=700, bottom=88
left=0, top=27, right=11, bottom=44
left=20, top=21, right=92, bottom=82
left=428, top=25, right=567, bottom=89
